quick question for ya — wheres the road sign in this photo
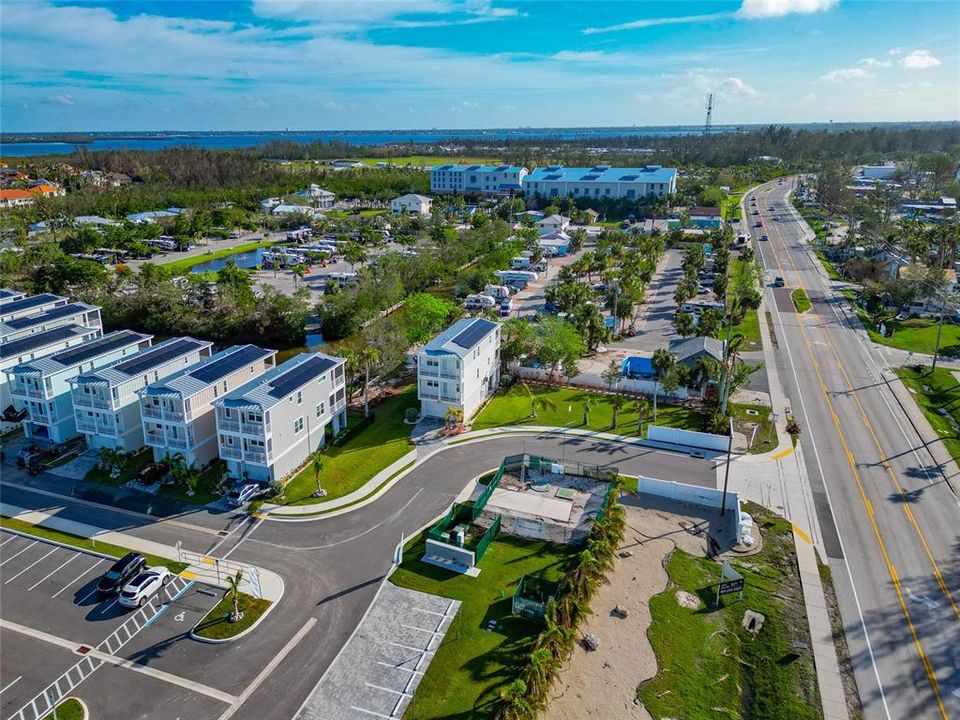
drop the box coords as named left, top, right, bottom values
left=716, top=561, right=745, bottom=604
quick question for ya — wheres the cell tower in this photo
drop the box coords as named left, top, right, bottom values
left=704, top=93, right=714, bottom=135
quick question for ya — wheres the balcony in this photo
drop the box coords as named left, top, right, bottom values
left=73, top=393, right=112, bottom=410
left=76, top=417, right=96, bottom=433
left=241, top=422, right=267, bottom=436
left=143, top=430, right=165, bottom=445
left=419, top=366, right=460, bottom=380
left=14, top=385, right=46, bottom=400
left=220, top=446, right=243, bottom=460
left=419, top=391, right=460, bottom=404
left=245, top=450, right=267, bottom=464
left=219, top=418, right=241, bottom=432
left=166, top=435, right=192, bottom=450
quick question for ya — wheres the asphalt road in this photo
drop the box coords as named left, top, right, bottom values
left=1, top=432, right=713, bottom=720
left=751, top=179, right=960, bottom=720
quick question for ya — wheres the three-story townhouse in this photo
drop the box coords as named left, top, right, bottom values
left=0, top=293, right=69, bottom=324
left=0, top=302, right=102, bottom=344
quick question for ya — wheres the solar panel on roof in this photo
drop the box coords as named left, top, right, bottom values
left=267, top=355, right=337, bottom=399
left=544, top=174, right=562, bottom=181
left=465, top=165, right=481, bottom=171
left=451, top=319, right=497, bottom=350
left=1, top=294, right=63, bottom=315
left=0, top=289, right=22, bottom=299
left=495, top=165, right=509, bottom=172
left=113, top=338, right=203, bottom=376
left=51, top=331, right=142, bottom=366
left=190, top=346, right=271, bottom=384
left=619, top=174, right=639, bottom=181
left=0, top=325, right=83, bottom=360
left=5, top=303, right=86, bottom=330
left=581, top=174, right=601, bottom=181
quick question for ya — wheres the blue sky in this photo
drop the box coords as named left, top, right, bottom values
left=2, top=0, right=958, bottom=132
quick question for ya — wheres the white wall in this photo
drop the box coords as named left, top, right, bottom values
left=646, top=425, right=729, bottom=451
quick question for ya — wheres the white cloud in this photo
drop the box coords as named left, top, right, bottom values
left=887, top=46, right=904, bottom=56
left=859, top=57, right=891, bottom=68
left=252, top=0, right=521, bottom=29
left=584, top=12, right=730, bottom=35
left=736, top=0, right=838, bottom=19
left=900, top=49, right=941, bottom=70
left=819, top=67, right=872, bottom=82
left=41, top=93, right=76, bottom=106
left=717, top=76, right=759, bottom=100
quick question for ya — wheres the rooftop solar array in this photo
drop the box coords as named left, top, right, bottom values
left=435, top=164, right=453, bottom=171
left=190, top=345, right=272, bottom=384
left=451, top=318, right=497, bottom=350
left=1, top=325, right=82, bottom=360
left=112, top=338, right=204, bottom=376
left=581, top=174, right=601, bottom=181
left=1, top=294, right=64, bottom=315
left=5, top=303, right=88, bottom=330
left=267, top=355, right=337, bottom=399
left=619, top=174, right=639, bottom=181
left=0, top=289, right=23, bottom=299
left=51, top=331, right=144, bottom=367
left=465, top=165, right=481, bottom=171
left=495, top=165, right=510, bottom=172
left=543, top=174, right=562, bottom=181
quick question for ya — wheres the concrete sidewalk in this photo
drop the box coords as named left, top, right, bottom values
left=0, top=502, right=284, bottom=603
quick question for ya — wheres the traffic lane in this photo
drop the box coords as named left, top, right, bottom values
left=0, top=629, right=80, bottom=719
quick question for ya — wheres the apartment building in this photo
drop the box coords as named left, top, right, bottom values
left=430, top=164, right=528, bottom=196
left=0, top=293, right=69, bottom=324
left=70, top=337, right=213, bottom=453
left=0, top=302, right=102, bottom=344
left=1, top=325, right=102, bottom=427
left=417, top=317, right=501, bottom=422
left=141, top=345, right=277, bottom=468
left=0, top=289, right=25, bottom=302
left=523, top=165, right=677, bottom=200
left=6, top=330, right=152, bottom=445
left=212, top=352, right=347, bottom=483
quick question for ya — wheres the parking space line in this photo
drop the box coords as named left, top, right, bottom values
left=0, top=540, right=37, bottom=566
left=1, top=675, right=23, bottom=694
left=387, top=640, right=431, bottom=653
left=376, top=661, right=423, bottom=675
left=4, top=547, right=58, bottom=584
left=27, top=554, right=78, bottom=591
left=349, top=706, right=393, bottom=719
left=52, top=559, right=103, bottom=599
left=0, top=534, right=20, bottom=548
left=412, top=607, right=446, bottom=617
left=365, top=681, right=409, bottom=697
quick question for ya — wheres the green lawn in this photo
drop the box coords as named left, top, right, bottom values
left=860, top=313, right=960, bottom=357
left=721, top=194, right=743, bottom=221
left=280, top=386, right=418, bottom=505
left=391, top=534, right=579, bottom=719
left=731, top=402, right=778, bottom=454
left=730, top=306, right=762, bottom=350
left=638, top=503, right=821, bottom=720
left=792, top=288, right=811, bottom=313
left=42, top=698, right=84, bottom=720
left=0, top=517, right=187, bottom=573
left=159, top=240, right=275, bottom=275
left=895, top=366, right=960, bottom=465
left=472, top=384, right=706, bottom=435
left=193, top=591, right=271, bottom=640
left=813, top=248, right=843, bottom=281
left=85, top=447, right=153, bottom=486
left=159, top=461, right=226, bottom=505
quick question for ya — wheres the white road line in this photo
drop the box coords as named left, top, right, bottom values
left=412, top=606, right=446, bottom=617
left=28, top=554, right=78, bottom=591
left=376, top=661, right=423, bottom=675
left=365, top=682, right=408, bottom=696
left=76, top=586, right=101, bottom=606
left=216, top=617, right=317, bottom=720
left=0, top=540, right=37, bottom=566
left=388, top=640, right=432, bottom=654
left=4, top=547, right=57, bottom=584
left=53, top=559, right=102, bottom=599
left=0, top=534, right=20, bottom=548
left=0, top=675, right=23, bottom=694
left=349, top=706, right=393, bottom=719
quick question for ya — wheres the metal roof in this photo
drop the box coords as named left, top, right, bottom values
left=526, top=165, right=677, bottom=185
left=423, top=317, right=499, bottom=358
left=0, top=293, right=67, bottom=318
left=0, top=288, right=25, bottom=300
left=1, top=325, right=97, bottom=361
left=1, top=302, right=98, bottom=334
left=144, top=345, right=276, bottom=399
left=212, top=351, right=345, bottom=411
left=74, top=337, right=210, bottom=387
left=9, top=330, right=151, bottom=376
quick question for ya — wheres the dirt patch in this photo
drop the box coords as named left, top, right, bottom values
left=544, top=504, right=708, bottom=720
left=676, top=591, right=701, bottom=610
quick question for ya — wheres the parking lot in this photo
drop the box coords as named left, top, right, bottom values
left=0, top=530, right=232, bottom=720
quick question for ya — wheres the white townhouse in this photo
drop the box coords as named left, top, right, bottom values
left=295, top=184, right=336, bottom=209
left=140, top=345, right=277, bottom=469
left=0, top=302, right=102, bottom=344
left=523, top=165, right=677, bottom=201
left=0, top=325, right=102, bottom=428
left=70, top=337, right=213, bottom=453
left=537, top=214, right=570, bottom=235
left=391, top=194, right=433, bottom=216
left=0, top=293, right=69, bottom=324
left=430, top=164, right=528, bottom=196
left=212, top=352, right=348, bottom=484
left=417, top=317, right=501, bottom=422
left=6, top=330, right=153, bottom=446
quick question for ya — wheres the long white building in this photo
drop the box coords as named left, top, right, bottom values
left=0, top=302, right=102, bottom=344
left=523, top=164, right=677, bottom=200
left=140, top=344, right=277, bottom=468
left=0, top=293, right=69, bottom=324
left=417, top=317, right=501, bottom=422
left=70, top=337, right=213, bottom=453
left=6, top=330, right=153, bottom=446
left=430, top=164, right=528, bottom=196
left=212, top=351, right=348, bottom=484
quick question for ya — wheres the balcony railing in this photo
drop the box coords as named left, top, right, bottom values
left=419, top=366, right=460, bottom=380
left=143, top=430, right=165, bottom=445
left=245, top=450, right=267, bottom=464
left=76, top=417, right=96, bottom=433
left=241, top=422, right=267, bottom=436
left=220, top=446, right=243, bottom=460
left=73, top=393, right=112, bottom=410
left=166, top=435, right=191, bottom=450
left=14, top=385, right=46, bottom=400
left=219, top=419, right=241, bottom=432
left=419, top=391, right=460, bottom=404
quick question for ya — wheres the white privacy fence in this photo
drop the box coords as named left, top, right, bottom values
left=646, top=425, right=730, bottom=451
left=509, top=365, right=689, bottom=401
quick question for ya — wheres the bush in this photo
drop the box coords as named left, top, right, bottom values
left=405, top=407, right=419, bottom=423
left=499, top=373, right=514, bottom=389
left=331, top=412, right=376, bottom=447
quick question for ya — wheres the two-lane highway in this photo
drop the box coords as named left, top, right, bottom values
left=750, top=179, right=960, bottom=719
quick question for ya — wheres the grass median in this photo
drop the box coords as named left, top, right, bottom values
left=472, top=383, right=705, bottom=435
left=791, top=288, right=811, bottom=313
left=730, top=306, right=762, bottom=350
left=193, top=591, right=271, bottom=640
left=159, top=239, right=274, bottom=275
left=280, top=385, right=418, bottom=505
left=895, top=365, right=960, bottom=465
left=42, top=698, right=85, bottom=720
left=391, top=534, right=579, bottom=719
left=0, top=516, right=187, bottom=573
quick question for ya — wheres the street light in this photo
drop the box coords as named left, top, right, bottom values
left=720, top=416, right=733, bottom=517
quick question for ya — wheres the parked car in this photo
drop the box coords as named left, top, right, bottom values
left=16, top=446, right=44, bottom=469
left=118, top=567, right=171, bottom=608
left=227, top=483, right=263, bottom=507
left=773, top=276, right=785, bottom=287
left=136, top=462, right=169, bottom=485
left=97, top=552, right=146, bottom=596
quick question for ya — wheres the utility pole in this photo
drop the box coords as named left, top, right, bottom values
left=931, top=302, right=946, bottom=372
left=704, top=93, right=714, bottom=136
left=720, top=417, right=733, bottom=516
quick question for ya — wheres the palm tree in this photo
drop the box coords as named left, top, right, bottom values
left=443, top=405, right=464, bottom=433
left=358, top=346, right=380, bottom=418
left=635, top=398, right=651, bottom=437
left=651, top=348, right=676, bottom=422
left=581, top=396, right=597, bottom=427
left=523, top=647, right=557, bottom=711
left=310, top=450, right=325, bottom=498
left=291, top=263, right=306, bottom=289
left=521, top=382, right=556, bottom=419
left=225, top=569, right=244, bottom=623
left=498, top=679, right=532, bottom=720
left=610, top=394, right=627, bottom=429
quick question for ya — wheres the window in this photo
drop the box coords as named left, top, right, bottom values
left=294, top=417, right=304, bottom=433
left=296, top=390, right=302, bottom=405
left=316, top=402, right=324, bottom=418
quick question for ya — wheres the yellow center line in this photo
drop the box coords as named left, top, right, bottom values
left=756, top=183, right=949, bottom=719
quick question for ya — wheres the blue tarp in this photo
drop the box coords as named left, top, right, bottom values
left=621, top=356, right=655, bottom=378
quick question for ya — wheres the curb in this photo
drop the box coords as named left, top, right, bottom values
left=189, top=578, right=285, bottom=644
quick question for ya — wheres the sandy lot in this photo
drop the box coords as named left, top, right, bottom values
left=544, top=502, right=709, bottom=720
